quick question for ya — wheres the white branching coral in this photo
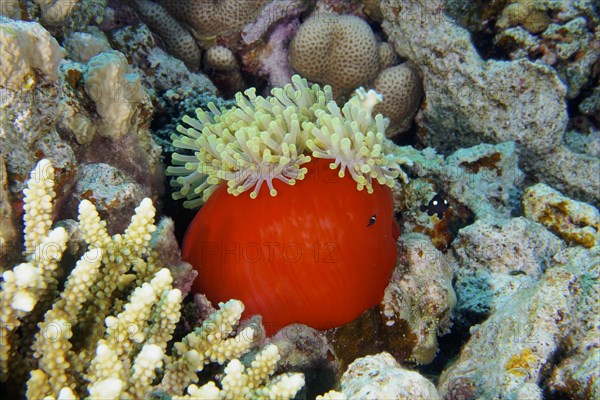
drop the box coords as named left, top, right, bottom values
left=161, top=299, right=255, bottom=392
left=81, top=268, right=183, bottom=399
left=75, top=195, right=160, bottom=352
left=22, top=158, right=56, bottom=254
left=172, top=342, right=305, bottom=400
left=31, top=248, right=103, bottom=392
left=3, top=159, right=306, bottom=399
left=0, top=159, right=68, bottom=380
left=168, top=75, right=410, bottom=208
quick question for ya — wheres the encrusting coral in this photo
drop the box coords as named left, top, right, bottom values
left=0, top=18, right=64, bottom=89
left=167, top=74, right=410, bottom=208
left=83, top=50, right=145, bottom=140
left=63, top=31, right=111, bottom=64
left=34, top=0, right=81, bottom=27
left=1, top=160, right=305, bottom=399
left=523, top=183, right=599, bottom=248
left=0, top=0, right=20, bottom=19
left=496, top=0, right=551, bottom=34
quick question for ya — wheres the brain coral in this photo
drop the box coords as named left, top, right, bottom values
left=289, top=13, right=380, bottom=99
left=496, top=0, right=551, bottom=34
left=205, top=45, right=237, bottom=71
left=158, top=0, right=270, bottom=39
left=204, top=45, right=245, bottom=95
left=378, top=41, right=399, bottom=70
left=372, top=62, right=424, bottom=137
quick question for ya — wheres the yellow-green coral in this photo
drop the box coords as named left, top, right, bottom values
left=523, top=183, right=599, bottom=248
left=2, top=159, right=305, bottom=399
left=505, top=348, right=537, bottom=377
left=496, top=0, right=551, bottom=34
left=167, top=75, right=410, bottom=208
left=317, top=390, right=347, bottom=399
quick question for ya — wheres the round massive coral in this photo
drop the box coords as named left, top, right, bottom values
left=167, top=76, right=409, bottom=332
left=372, top=62, right=424, bottom=136
left=289, top=14, right=380, bottom=99
left=159, top=0, right=270, bottom=39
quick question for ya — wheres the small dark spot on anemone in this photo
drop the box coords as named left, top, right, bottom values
left=367, top=213, right=377, bottom=227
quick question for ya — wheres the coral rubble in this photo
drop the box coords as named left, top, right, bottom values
left=523, top=183, right=600, bottom=248
left=439, top=246, right=598, bottom=399
left=341, top=352, right=440, bottom=398
left=380, top=233, right=456, bottom=364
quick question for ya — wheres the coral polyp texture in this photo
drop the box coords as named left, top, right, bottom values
left=287, top=13, right=423, bottom=136
left=130, top=0, right=201, bottom=70
left=1, top=160, right=304, bottom=399
left=372, top=62, right=423, bottom=136
left=204, top=45, right=245, bottom=95
left=289, top=13, right=380, bottom=99
left=159, top=0, right=270, bottom=39
left=167, top=75, right=409, bottom=208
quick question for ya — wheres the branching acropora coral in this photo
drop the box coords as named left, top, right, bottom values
left=1, top=160, right=67, bottom=380
left=167, top=74, right=409, bottom=208
left=1, top=160, right=304, bottom=399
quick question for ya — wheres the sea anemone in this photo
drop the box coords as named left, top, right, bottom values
left=167, top=75, right=410, bottom=332
left=167, top=75, right=408, bottom=206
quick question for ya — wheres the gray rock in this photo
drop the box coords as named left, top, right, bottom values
left=439, top=266, right=580, bottom=399
left=341, top=352, right=440, bottom=399
left=523, top=145, right=600, bottom=207
left=66, top=163, right=151, bottom=234
left=546, top=246, right=600, bottom=399
left=381, top=0, right=568, bottom=155
left=381, top=233, right=456, bottom=364
left=393, top=142, right=523, bottom=221
left=452, top=216, right=565, bottom=326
